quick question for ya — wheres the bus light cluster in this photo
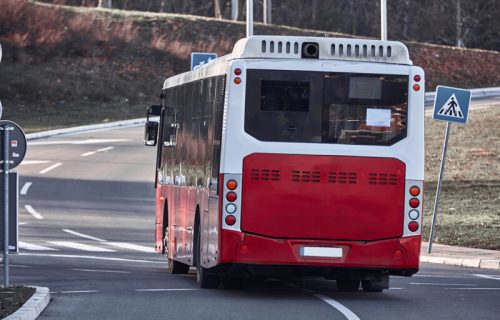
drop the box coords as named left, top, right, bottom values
left=408, top=185, right=421, bottom=232
left=225, top=179, right=239, bottom=226
left=234, top=68, right=242, bottom=85
left=412, top=74, right=421, bottom=92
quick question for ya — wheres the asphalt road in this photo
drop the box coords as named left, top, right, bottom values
left=3, top=125, right=500, bottom=320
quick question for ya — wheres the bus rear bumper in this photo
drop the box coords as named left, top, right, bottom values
left=220, top=230, right=421, bottom=276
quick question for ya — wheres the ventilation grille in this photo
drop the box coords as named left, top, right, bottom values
left=291, top=170, right=321, bottom=183
left=328, top=172, right=357, bottom=184
left=330, top=43, right=392, bottom=59
left=261, top=40, right=300, bottom=55
left=250, top=169, right=280, bottom=181
left=368, top=173, right=398, bottom=185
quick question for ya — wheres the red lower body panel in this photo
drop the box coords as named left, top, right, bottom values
left=220, top=230, right=421, bottom=270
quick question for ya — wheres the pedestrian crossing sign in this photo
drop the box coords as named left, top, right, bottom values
left=433, top=86, right=471, bottom=124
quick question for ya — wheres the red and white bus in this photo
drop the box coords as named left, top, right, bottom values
left=144, top=35, right=425, bottom=291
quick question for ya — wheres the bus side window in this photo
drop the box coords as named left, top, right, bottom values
left=164, top=107, right=179, bottom=148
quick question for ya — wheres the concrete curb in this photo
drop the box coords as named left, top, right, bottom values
left=5, top=286, right=51, bottom=320
left=25, top=117, right=148, bottom=141
left=420, top=255, right=500, bottom=270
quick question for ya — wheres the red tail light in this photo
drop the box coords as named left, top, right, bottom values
left=409, top=198, right=420, bottom=208
left=408, top=221, right=419, bottom=232
left=409, top=186, right=420, bottom=196
left=226, top=192, right=237, bottom=202
left=225, top=215, right=236, bottom=226
left=413, top=75, right=421, bottom=82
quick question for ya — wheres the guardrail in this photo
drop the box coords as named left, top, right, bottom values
left=425, top=87, right=500, bottom=106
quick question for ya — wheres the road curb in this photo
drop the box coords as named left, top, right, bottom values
left=5, top=286, right=50, bottom=320
left=25, top=117, right=148, bottom=141
left=420, top=255, right=500, bottom=270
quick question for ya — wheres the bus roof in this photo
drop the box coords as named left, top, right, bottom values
left=163, top=36, right=412, bottom=89
left=231, top=36, right=412, bottom=65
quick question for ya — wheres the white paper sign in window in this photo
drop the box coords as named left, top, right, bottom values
left=366, top=109, right=391, bottom=127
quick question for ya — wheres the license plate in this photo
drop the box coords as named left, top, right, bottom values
left=300, top=247, right=343, bottom=258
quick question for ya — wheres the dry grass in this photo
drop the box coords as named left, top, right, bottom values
left=422, top=106, right=500, bottom=249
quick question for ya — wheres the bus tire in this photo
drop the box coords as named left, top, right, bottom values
left=361, top=276, right=388, bottom=292
left=336, top=279, right=360, bottom=292
left=195, top=226, right=219, bottom=289
left=167, top=258, right=190, bottom=274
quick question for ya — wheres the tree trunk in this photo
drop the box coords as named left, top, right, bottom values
left=214, top=0, right=222, bottom=19
left=456, top=0, right=465, bottom=47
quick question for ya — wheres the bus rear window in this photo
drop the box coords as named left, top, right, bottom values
left=261, top=80, right=310, bottom=112
left=244, top=70, right=408, bottom=146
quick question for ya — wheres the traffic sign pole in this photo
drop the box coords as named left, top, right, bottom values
left=427, top=121, right=451, bottom=253
left=2, top=124, right=10, bottom=287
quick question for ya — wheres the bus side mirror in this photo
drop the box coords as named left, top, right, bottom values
left=144, top=121, right=159, bottom=146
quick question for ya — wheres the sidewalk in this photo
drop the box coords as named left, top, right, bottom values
left=420, top=242, right=500, bottom=270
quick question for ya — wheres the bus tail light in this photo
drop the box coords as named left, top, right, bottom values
left=403, top=180, right=423, bottom=237
left=413, top=75, right=421, bottom=82
left=413, top=84, right=420, bottom=91
left=408, top=221, right=419, bottom=232
left=222, top=174, right=242, bottom=231
left=225, top=215, right=236, bottom=226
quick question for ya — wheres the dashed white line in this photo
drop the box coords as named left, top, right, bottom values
left=39, top=162, right=62, bottom=174
left=54, top=290, right=100, bottom=294
left=410, top=282, right=477, bottom=287
left=474, top=274, right=500, bottom=281
left=20, top=160, right=51, bottom=165
left=29, top=139, right=129, bottom=146
left=48, top=241, right=116, bottom=252
left=19, top=242, right=58, bottom=251
left=446, top=288, right=500, bottom=290
left=315, top=294, right=361, bottom=320
left=62, top=229, right=106, bottom=242
left=134, top=289, right=198, bottom=292
left=20, top=182, right=32, bottom=195
left=73, top=268, right=131, bottom=274
left=19, top=253, right=165, bottom=264
left=25, top=205, right=44, bottom=220
left=81, top=146, right=114, bottom=157
left=107, top=242, right=155, bottom=253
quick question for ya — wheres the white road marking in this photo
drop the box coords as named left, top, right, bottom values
left=107, top=242, right=155, bottom=253
left=62, top=229, right=106, bottom=242
left=29, top=139, right=130, bottom=146
left=19, top=222, right=28, bottom=226
left=389, top=287, right=404, bottom=290
left=315, top=294, right=360, bottom=320
left=25, top=205, right=44, bottom=220
left=82, top=146, right=114, bottom=157
left=474, top=274, right=500, bottom=281
left=39, top=162, right=62, bottom=174
left=73, top=268, right=130, bottom=274
left=54, top=290, right=100, bottom=294
left=20, top=182, right=32, bottom=195
left=19, top=253, right=165, bottom=264
left=446, top=288, right=500, bottom=290
left=414, top=274, right=475, bottom=279
left=48, top=241, right=116, bottom=252
left=410, top=282, right=477, bottom=287
left=134, top=289, right=198, bottom=292
left=20, top=160, right=51, bottom=165
left=19, top=241, right=58, bottom=251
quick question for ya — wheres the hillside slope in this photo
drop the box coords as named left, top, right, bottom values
left=0, top=0, right=499, bottom=132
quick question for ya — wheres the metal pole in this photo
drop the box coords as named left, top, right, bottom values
left=381, top=0, right=387, bottom=40
left=246, top=0, right=253, bottom=37
left=3, top=125, right=10, bottom=287
left=428, top=122, right=451, bottom=253
left=231, top=0, right=238, bottom=21
left=263, top=0, right=271, bottom=24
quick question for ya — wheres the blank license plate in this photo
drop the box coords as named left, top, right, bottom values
left=300, top=247, right=343, bottom=258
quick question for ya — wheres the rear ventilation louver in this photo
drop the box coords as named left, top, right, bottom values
left=261, top=40, right=299, bottom=55
left=330, top=43, right=392, bottom=59
left=328, top=172, right=357, bottom=184
left=250, top=169, right=280, bottom=181
left=368, top=173, right=398, bottom=185
left=291, top=171, right=321, bottom=183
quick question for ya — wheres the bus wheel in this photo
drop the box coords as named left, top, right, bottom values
left=195, top=228, right=219, bottom=289
left=167, top=258, right=190, bottom=274
left=336, top=279, right=360, bottom=292
left=361, top=276, right=388, bottom=292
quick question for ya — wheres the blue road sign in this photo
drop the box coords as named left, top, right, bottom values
left=191, top=52, right=217, bottom=70
left=432, top=86, right=471, bottom=124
